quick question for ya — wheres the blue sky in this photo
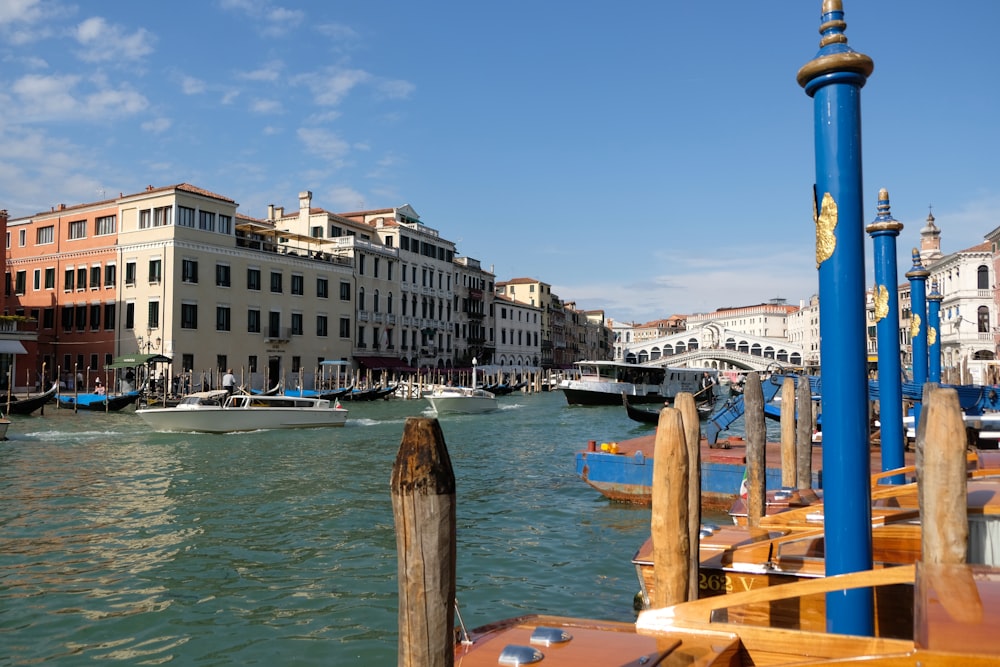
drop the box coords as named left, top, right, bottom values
left=1, top=1, right=997, bottom=324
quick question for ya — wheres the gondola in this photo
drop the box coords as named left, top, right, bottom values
left=622, top=392, right=714, bottom=425
left=57, top=391, right=141, bottom=412
left=5, top=382, right=59, bottom=415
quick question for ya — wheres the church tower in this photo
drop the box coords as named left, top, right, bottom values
left=919, top=208, right=942, bottom=264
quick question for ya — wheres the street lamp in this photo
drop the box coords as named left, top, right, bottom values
left=472, top=357, right=478, bottom=390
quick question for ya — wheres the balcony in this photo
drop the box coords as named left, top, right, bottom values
left=264, top=327, right=292, bottom=343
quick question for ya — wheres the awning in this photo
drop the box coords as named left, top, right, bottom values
left=107, top=353, right=173, bottom=368
left=0, top=340, right=27, bottom=354
left=355, top=356, right=415, bottom=372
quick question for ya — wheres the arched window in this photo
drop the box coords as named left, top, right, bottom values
left=358, top=287, right=365, bottom=310
left=763, top=346, right=775, bottom=359
left=978, top=265, right=990, bottom=290
left=387, top=292, right=393, bottom=314
left=738, top=341, right=749, bottom=354
left=725, top=338, right=737, bottom=350
left=979, top=305, right=990, bottom=333
left=751, top=344, right=762, bottom=356
left=688, top=338, right=699, bottom=351
left=373, top=289, right=380, bottom=313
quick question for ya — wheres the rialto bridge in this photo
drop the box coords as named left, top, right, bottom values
left=619, top=325, right=806, bottom=372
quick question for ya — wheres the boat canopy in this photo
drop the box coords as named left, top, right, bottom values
left=107, top=353, right=173, bottom=368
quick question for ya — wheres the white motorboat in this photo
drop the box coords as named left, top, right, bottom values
left=136, top=390, right=348, bottom=433
left=560, top=360, right=713, bottom=406
left=425, top=386, right=498, bottom=414
left=425, top=357, right=498, bottom=414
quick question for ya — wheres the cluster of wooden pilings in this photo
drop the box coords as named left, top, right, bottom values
left=389, top=378, right=971, bottom=663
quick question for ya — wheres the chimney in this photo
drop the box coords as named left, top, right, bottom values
left=268, top=204, right=275, bottom=220
left=299, top=191, right=312, bottom=213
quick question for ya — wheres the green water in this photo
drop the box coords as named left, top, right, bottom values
left=0, top=392, right=724, bottom=664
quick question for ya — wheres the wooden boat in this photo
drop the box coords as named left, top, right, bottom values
left=58, top=391, right=140, bottom=411
left=0, top=416, right=9, bottom=439
left=4, top=382, right=59, bottom=415
left=135, top=390, right=348, bottom=433
left=455, top=562, right=1000, bottom=665
left=622, top=392, right=714, bottom=424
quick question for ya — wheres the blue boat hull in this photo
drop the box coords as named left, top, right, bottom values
left=574, top=449, right=822, bottom=506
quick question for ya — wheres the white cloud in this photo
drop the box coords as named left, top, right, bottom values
left=11, top=73, right=148, bottom=121
left=376, top=79, right=415, bottom=100
left=294, top=66, right=371, bottom=106
left=74, top=17, right=155, bottom=63
left=251, top=98, right=282, bottom=114
left=181, top=75, right=207, bottom=95
left=297, top=127, right=350, bottom=164
left=239, top=60, right=283, bottom=82
left=142, top=117, right=172, bottom=134
left=0, top=0, right=44, bottom=25
left=324, top=184, right=367, bottom=211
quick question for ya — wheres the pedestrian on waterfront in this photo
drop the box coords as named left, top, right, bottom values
left=222, top=368, right=236, bottom=395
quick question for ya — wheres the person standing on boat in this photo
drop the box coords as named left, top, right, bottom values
left=94, top=378, right=106, bottom=395
left=222, top=368, right=236, bottom=395
left=700, top=371, right=716, bottom=401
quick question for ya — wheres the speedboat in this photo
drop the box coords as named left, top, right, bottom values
left=136, top=390, right=348, bottom=433
left=425, top=386, right=497, bottom=414
left=561, top=361, right=713, bottom=406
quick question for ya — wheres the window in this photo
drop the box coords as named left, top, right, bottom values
left=154, top=206, right=171, bottom=227
left=139, top=210, right=151, bottom=229
left=69, top=220, right=86, bottom=239
left=75, top=305, right=86, bottom=330
left=125, top=302, right=135, bottom=329
left=104, top=264, right=116, bottom=287
left=247, top=355, right=257, bottom=373
left=43, top=308, right=54, bottom=329
left=148, top=258, right=162, bottom=283
left=291, top=274, right=304, bottom=296
left=291, top=312, right=303, bottom=335
left=14, top=271, right=25, bottom=295
left=268, top=311, right=281, bottom=338
left=356, top=324, right=365, bottom=348
left=340, top=281, right=351, bottom=301
left=104, top=303, right=115, bottom=329
left=216, top=264, right=231, bottom=287
left=36, top=226, right=54, bottom=244
left=218, top=214, right=232, bottom=235
left=95, top=215, right=116, bottom=235
left=979, top=305, right=990, bottom=333
left=148, top=301, right=160, bottom=329
left=182, top=259, right=199, bottom=283
left=178, top=206, right=196, bottom=228
left=247, top=308, right=261, bottom=333
left=32, top=269, right=40, bottom=291
left=216, top=306, right=231, bottom=331
left=317, top=277, right=329, bottom=298
left=199, top=211, right=215, bottom=231
left=317, top=314, right=328, bottom=337
left=359, top=254, right=366, bottom=276
left=247, top=268, right=261, bottom=291
left=44, top=267, right=55, bottom=289
left=181, top=303, right=198, bottom=329
left=77, top=268, right=86, bottom=290
left=373, top=289, right=380, bottom=312
left=358, top=287, right=365, bottom=310
left=270, top=271, right=282, bottom=293
left=311, top=226, right=323, bottom=238
left=90, top=266, right=100, bottom=289
left=339, top=317, right=351, bottom=338
left=90, top=304, right=101, bottom=329
left=125, top=261, right=136, bottom=286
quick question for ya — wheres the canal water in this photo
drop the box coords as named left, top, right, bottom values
left=1, top=391, right=738, bottom=664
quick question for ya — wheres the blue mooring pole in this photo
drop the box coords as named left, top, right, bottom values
left=907, top=250, right=930, bottom=388
left=797, top=0, right=874, bottom=635
left=866, top=189, right=905, bottom=482
left=928, top=282, right=942, bottom=383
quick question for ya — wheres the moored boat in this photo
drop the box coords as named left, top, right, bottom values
left=4, top=382, right=59, bottom=415
left=58, top=391, right=140, bottom=412
left=136, top=390, right=348, bottom=433
left=622, top=392, right=715, bottom=424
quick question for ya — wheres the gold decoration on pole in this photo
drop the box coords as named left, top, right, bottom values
left=814, top=191, right=838, bottom=268
left=873, top=284, right=889, bottom=322
left=928, top=326, right=937, bottom=346
left=910, top=313, right=922, bottom=339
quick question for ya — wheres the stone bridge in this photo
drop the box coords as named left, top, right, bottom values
left=620, top=327, right=805, bottom=372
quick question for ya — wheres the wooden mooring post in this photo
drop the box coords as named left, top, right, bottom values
left=744, top=371, right=766, bottom=527
left=650, top=406, right=691, bottom=606
left=391, top=417, right=456, bottom=667
left=796, top=376, right=813, bottom=490
left=674, top=391, right=701, bottom=601
left=780, top=376, right=796, bottom=487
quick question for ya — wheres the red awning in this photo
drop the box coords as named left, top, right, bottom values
left=355, top=356, right=415, bottom=372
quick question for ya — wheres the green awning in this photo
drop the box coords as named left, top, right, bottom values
left=107, top=353, right=172, bottom=368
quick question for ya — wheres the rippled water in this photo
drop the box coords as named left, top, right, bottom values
left=0, top=392, right=724, bottom=664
